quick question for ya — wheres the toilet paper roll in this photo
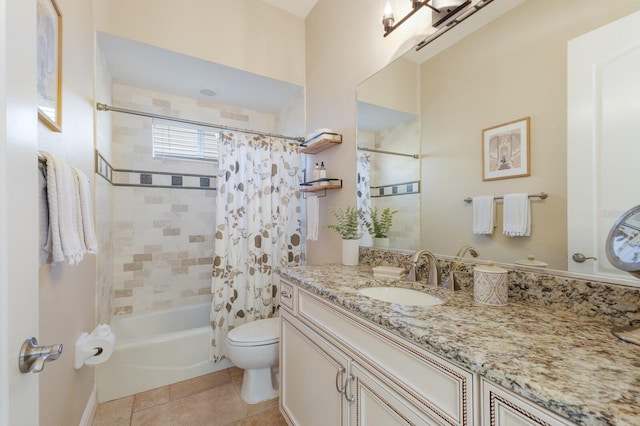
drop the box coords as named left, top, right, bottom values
left=82, top=325, right=116, bottom=366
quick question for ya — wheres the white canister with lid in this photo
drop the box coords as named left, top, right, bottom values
left=473, top=261, right=509, bottom=306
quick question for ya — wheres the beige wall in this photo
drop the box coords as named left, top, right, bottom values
left=358, top=57, right=420, bottom=115
left=93, top=0, right=306, bottom=87
left=305, top=0, right=640, bottom=266
left=36, top=0, right=96, bottom=424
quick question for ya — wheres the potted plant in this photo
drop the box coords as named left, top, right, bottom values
left=360, top=207, right=398, bottom=248
left=328, top=206, right=361, bottom=265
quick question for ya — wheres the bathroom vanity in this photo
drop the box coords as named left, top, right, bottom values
left=277, top=264, right=640, bottom=426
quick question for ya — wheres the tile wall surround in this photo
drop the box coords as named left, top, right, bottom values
left=95, top=47, right=114, bottom=325
left=109, top=83, right=284, bottom=317
left=359, top=247, right=640, bottom=327
left=357, top=119, right=421, bottom=251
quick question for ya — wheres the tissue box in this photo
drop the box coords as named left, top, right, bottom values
left=372, top=266, right=405, bottom=280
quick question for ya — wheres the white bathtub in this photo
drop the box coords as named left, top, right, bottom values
left=96, top=303, right=232, bottom=402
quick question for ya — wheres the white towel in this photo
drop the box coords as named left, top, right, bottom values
left=503, top=193, right=531, bottom=237
left=73, top=167, right=98, bottom=254
left=38, top=163, right=51, bottom=265
left=306, top=195, right=319, bottom=241
left=41, top=152, right=97, bottom=265
left=305, top=128, right=333, bottom=142
left=472, top=195, right=495, bottom=235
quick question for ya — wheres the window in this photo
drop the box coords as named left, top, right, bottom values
left=152, top=118, right=220, bottom=162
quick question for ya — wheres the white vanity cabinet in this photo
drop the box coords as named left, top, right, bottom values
left=481, top=379, right=574, bottom=426
left=280, top=313, right=350, bottom=425
left=279, top=278, right=476, bottom=426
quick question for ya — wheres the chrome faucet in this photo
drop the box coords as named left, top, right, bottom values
left=406, top=250, right=440, bottom=286
left=456, top=245, right=479, bottom=258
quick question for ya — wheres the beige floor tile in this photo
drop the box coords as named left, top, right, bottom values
left=133, top=386, right=170, bottom=412
left=132, top=381, right=248, bottom=426
left=227, top=367, right=244, bottom=383
left=226, top=406, right=288, bottom=426
left=230, top=367, right=244, bottom=393
left=246, top=396, right=278, bottom=416
left=170, top=369, right=232, bottom=401
left=92, top=396, right=134, bottom=426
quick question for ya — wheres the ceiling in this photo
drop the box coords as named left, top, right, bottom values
left=261, top=0, right=318, bottom=18
left=98, top=0, right=317, bottom=116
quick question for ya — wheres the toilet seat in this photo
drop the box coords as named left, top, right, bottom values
left=227, top=317, right=280, bottom=347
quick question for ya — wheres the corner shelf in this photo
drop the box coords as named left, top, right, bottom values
left=300, top=132, right=342, bottom=154
left=300, top=178, right=342, bottom=198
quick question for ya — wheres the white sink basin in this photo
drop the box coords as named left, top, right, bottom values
left=358, top=287, right=444, bottom=306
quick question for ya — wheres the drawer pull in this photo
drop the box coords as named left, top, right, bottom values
left=281, top=290, right=292, bottom=299
left=335, top=366, right=346, bottom=395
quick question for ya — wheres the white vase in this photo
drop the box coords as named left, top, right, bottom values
left=342, top=238, right=361, bottom=266
left=373, top=237, right=390, bottom=248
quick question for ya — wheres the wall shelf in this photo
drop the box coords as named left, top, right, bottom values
left=300, top=178, right=342, bottom=198
left=300, top=132, right=342, bottom=154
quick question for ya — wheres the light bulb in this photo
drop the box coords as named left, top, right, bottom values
left=383, top=2, right=394, bottom=19
left=382, top=1, right=395, bottom=31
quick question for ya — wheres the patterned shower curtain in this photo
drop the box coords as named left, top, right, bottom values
left=210, top=132, right=302, bottom=362
left=357, top=151, right=373, bottom=247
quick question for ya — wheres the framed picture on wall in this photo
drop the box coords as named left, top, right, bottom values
left=482, top=117, right=530, bottom=181
left=36, top=0, right=62, bottom=132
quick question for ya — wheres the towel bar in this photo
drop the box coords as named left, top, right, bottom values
left=463, top=192, right=548, bottom=204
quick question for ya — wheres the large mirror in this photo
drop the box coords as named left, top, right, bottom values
left=356, top=0, right=640, bottom=285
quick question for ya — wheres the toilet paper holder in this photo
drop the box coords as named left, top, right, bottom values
left=74, top=324, right=116, bottom=369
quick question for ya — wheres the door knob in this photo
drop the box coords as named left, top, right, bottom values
left=572, top=253, right=597, bottom=263
left=19, top=337, right=63, bottom=373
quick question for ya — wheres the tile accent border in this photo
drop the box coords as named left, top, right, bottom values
left=95, top=150, right=216, bottom=191
left=370, top=180, right=420, bottom=198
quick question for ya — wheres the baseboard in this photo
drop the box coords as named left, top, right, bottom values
left=79, top=384, right=97, bottom=426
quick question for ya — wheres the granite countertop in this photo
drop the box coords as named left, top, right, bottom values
left=278, top=264, right=640, bottom=426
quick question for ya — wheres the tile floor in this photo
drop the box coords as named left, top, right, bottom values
left=92, top=367, right=287, bottom=426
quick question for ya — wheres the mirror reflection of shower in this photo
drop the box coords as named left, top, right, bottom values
left=356, top=101, right=420, bottom=250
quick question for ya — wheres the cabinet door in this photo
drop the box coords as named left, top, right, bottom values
left=280, top=311, right=350, bottom=426
left=350, top=362, right=442, bottom=426
left=481, top=379, right=574, bottom=426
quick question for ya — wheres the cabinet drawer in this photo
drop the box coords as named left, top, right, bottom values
left=280, top=279, right=295, bottom=312
left=298, top=290, right=475, bottom=426
left=481, top=379, right=575, bottom=426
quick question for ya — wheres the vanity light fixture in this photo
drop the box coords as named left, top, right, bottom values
left=382, top=0, right=469, bottom=37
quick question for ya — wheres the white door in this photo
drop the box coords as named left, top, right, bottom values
left=0, top=0, right=40, bottom=424
left=567, top=10, right=640, bottom=281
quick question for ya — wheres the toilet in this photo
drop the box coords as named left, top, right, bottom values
left=226, top=317, right=280, bottom=404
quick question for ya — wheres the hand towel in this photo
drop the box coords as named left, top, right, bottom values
left=38, top=162, right=51, bottom=265
left=305, top=128, right=333, bottom=142
left=306, top=195, right=319, bottom=241
left=472, top=195, right=495, bottom=235
left=40, top=151, right=85, bottom=265
left=72, top=167, right=99, bottom=254
left=503, top=193, right=531, bottom=237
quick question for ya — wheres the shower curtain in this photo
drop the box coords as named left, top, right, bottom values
left=357, top=151, right=373, bottom=247
left=210, top=132, right=302, bottom=362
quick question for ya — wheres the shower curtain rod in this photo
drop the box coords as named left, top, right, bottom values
left=357, top=146, right=419, bottom=159
left=96, top=103, right=305, bottom=143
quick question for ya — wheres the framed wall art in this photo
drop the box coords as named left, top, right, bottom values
left=37, top=0, right=62, bottom=132
left=482, top=117, right=530, bottom=181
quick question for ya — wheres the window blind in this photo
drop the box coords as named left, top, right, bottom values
left=152, top=118, right=219, bottom=162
